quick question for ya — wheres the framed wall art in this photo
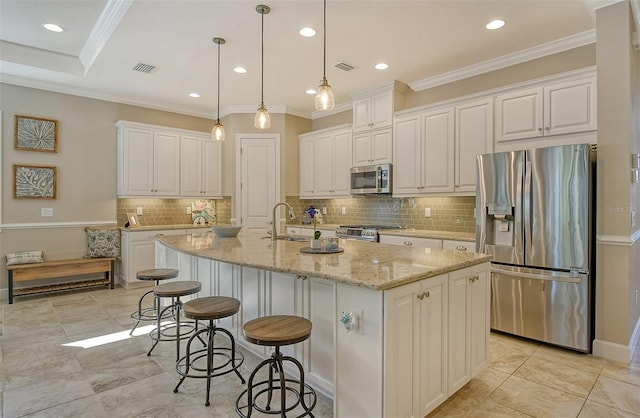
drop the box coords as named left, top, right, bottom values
left=13, top=164, right=57, bottom=199
left=126, top=213, right=141, bottom=228
left=15, top=115, right=58, bottom=152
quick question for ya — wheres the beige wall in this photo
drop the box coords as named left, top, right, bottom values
left=594, top=1, right=639, bottom=356
left=312, top=109, right=352, bottom=131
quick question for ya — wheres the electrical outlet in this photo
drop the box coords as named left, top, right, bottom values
left=41, top=208, right=53, bottom=217
left=424, top=207, right=431, bottom=217
left=136, top=207, right=143, bottom=216
left=186, top=207, right=192, bottom=215
left=341, top=207, right=346, bottom=215
left=322, top=207, right=327, bottom=215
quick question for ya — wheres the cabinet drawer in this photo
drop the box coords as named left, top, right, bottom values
left=380, top=235, right=442, bottom=249
left=125, top=229, right=186, bottom=242
left=442, top=240, right=474, bottom=252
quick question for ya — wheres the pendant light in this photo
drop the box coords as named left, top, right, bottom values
left=211, top=37, right=226, bottom=141
left=255, top=4, right=271, bottom=129
left=315, top=0, right=334, bottom=111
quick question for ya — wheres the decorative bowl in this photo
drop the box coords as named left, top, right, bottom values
left=211, top=225, right=242, bottom=238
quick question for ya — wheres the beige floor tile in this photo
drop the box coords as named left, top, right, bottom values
left=578, top=400, right=640, bottom=418
left=3, top=350, right=84, bottom=390
left=532, top=345, right=606, bottom=375
left=22, top=394, right=110, bottom=418
left=490, top=375, right=586, bottom=417
left=514, top=356, right=599, bottom=397
left=490, top=337, right=535, bottom=374
left=603, top=359, right=640, bottom=386
left=588, top=375, right=640, bottom=415
left=470, top=398, right=534, bottom=417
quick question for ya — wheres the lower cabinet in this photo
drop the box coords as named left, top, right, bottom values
left=379, top=234, right=442, bottom=249
left=384, top=274, right=448, bottom=418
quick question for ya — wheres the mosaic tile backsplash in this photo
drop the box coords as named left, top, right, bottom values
left=117, top=195, right=475, bottom=234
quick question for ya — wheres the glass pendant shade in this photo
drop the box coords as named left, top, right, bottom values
left=255, top=104, right=271, bottom=129
left=315, top=78, right=334, bottom=111
left=211, top=120, right=225, bottom=141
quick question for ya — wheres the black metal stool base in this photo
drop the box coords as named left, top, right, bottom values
left=236, top=348, right=316, bottom=417
left=130, top=289, right=174, bottom=335
left=174, top=321, right=245, bottom=406
left=147, top=301, right=202, bottom=359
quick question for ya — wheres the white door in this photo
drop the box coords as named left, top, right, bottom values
left=236, top=134, right=280, bottom=233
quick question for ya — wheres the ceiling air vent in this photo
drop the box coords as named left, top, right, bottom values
left=334, top=61, right=356, bottom=72
left=132, top=62, right=157, bottom=74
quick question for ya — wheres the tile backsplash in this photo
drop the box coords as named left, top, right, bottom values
left=286, top=195, right=476, bottom=233
left=116, top=197, right=232, bottom=227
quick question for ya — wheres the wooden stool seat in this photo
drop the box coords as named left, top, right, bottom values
left=182, top=297, right=240, bottom=321
left=243, top=315, right=312, bottom=346
left=154, top=281, right=201, bottom=298
left=136, top=268, right=179, bottom=281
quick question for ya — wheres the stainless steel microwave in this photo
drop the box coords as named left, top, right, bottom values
left=350, top=163, right=392, bottom=195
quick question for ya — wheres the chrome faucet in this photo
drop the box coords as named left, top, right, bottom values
left=270, top=202, right=295, bottom=240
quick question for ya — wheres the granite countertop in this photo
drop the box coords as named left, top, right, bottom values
left=122, top=224, right=217, bottom=232
left=378, top=229, right=475, bottom=242
left=156, top=231, right=491, bottom=291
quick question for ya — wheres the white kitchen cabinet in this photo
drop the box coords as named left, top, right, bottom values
left=286, top=226, right=336, bottom=238
left=120, top=229, right=186, bottom=288
left=448, top=264, right=490, bottom=394
left=455, top=98, right=493, bottom=193
left=495, top=76, right=596, bottom=143
left=393, top=107, right=455, bottom=196
left=180, top=134, right=222, bottom=198
left=117, top=122, right=181, bottom=197
left=384, top=273, right=448, bottom=418
left=299, top=124, right=352, bottom=199
left=442, top=239, right=474, bottom=253
left=379, top=234, right=442, bottom=249
left=352, top=128, right=393, bottom=167
left=353, top=88, right=394, bottom=133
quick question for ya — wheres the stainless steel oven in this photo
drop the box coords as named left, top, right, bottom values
left=335, top=225, right=402, bottom=242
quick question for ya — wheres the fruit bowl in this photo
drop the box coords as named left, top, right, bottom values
left=211, top=225, right=241, bottom=238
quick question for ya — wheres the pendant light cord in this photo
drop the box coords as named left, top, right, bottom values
left=217, top=40, right=221, bottom=121
left=260, top=10, right=264, bottom=106
left=322, top=0, right=327, bottom=80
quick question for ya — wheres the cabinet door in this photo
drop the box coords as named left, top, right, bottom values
left=153, top=131, right=180, bottom=196
left=128, top=240, right=156, bottom=286
left=180, top=135, right=203, bottom=197
left=545, top=77, right=596, bottom=136
left=122, top=127, right=155, bottom=196
left=332, top=130, right=352, bottom=196
left=371, top=128, right=392, bottom=164
left=371, top=90, right=393, bottom=129
left=304, top=278, right=335, bottom=393
left=314, top=133, right=334, bottom=196
left=455, top=98, right=493, bottom=193
left=299, top=136, right=315, bottom=198
left=393, top=114, right=422, bottom=196
left=202, top=139, right=222, bottom=197
left=352, top=132, right=371, bottom=166
left=469, top=268, right=489, bottom=377
left=423, top=108, right=455, bottom=193
left=379, top=234, right=442, bottom=249
left=448, top=268, right=471, bottom=394
left=353, top=98, right=371, bottom=132
left=495, top=87, right=544, bottom=143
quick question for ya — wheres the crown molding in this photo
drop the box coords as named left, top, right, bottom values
left=585, top=0, right=624, bottom=10
left=0, top=41, right=84, bottom=75
left=409, top=29, right=596, bottom=92
left=310, top=101, right=353, bottom=119
left=79, top=0, right=132, bottom=74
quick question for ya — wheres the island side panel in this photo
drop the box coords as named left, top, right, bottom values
left=335, top=283, right=384, bottom=418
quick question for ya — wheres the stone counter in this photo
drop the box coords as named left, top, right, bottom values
left=156, top=230, right=490, bottom=290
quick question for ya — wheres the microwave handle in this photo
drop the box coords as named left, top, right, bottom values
left=376, top=166, right=381, bottom=191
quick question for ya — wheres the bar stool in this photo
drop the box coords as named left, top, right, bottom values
left=235, top=315, right=316, bottom=417
left=129, top=268, right=179, bottom=335
left=174, top=296, right=246, bottom=406
left=147, top=281, right=202, bottom=360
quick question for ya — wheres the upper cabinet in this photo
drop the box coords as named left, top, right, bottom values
left=117, top=122, right=180, bottom=197
left=117, top=121, right=222, bottom=198
left=299, top=124, right=352, bottom=199
left=180, top=134, right=222, bottom=198
left=351, top=81, right=408, bottom=167
left=495, top=76, right=596, bottom=143
left=455, top=98, right=493, bottom=193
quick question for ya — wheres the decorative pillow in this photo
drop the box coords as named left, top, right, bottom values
left=5, top=250, right=44, bottom=266
left=85, top=227, right=121, bottom=259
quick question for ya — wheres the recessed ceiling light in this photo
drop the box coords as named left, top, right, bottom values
left=306, top=89, right=316, bottom=95
left=43, top=23, right=64, bottom=32
left=234, top=66, right=247, bottom=74
left=189, top=92, right=201, bottom=98
left=485, top=19, right=505, bottom=30
left=375, top=63, right=389, bottom=70
left=299, top=27, right=316, bottom=37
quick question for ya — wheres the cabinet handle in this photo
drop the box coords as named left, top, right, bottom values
left=417, top=291, right=430, bottom=300
left=403, top=241, right=413, bottom=245
left=469, top=275, right=479, bottom=282
left=538, top=127, right=543, bottom=132
left=455, top=245, right=467, bottom=251
left=545, top=127, right=550, bottom=131
left=296, top=275, right=308, bottom=281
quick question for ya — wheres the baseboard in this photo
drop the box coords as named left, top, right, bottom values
left=0, top=288, right=6, bottom=304
left=593, top=318, right=640, bottom=363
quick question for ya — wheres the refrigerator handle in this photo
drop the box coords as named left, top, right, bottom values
left=514, top=160, right=525, bottom=261
left=491, top=265, right=585, bottom=283
left=523, top=156, right=532, bottom=259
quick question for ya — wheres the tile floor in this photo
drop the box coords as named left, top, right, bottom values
left=1, top=286, right=639, bottom=418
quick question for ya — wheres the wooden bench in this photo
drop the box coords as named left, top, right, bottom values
left=6, top=257, right=115, bottom=304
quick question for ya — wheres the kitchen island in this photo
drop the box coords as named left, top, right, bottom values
left=155, top=231, right=491, bottom=417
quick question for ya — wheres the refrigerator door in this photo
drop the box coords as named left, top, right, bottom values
left=476, top=150, right=525, bottom=265
left=490, top=265, right=590, bottom=352
left=524, top=144, right=591, bottom=271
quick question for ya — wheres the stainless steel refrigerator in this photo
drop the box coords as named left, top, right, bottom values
left=476, top=143, right=596, bottom=352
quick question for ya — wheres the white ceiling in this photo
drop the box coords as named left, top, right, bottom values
left=0, top=0, right=599, bottom=120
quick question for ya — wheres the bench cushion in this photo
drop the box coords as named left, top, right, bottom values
left=86, top=227, right=121, bottom=258
left=5, top=250, right=44, bottom=266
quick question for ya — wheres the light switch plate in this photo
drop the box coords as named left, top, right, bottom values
left=424, top=207, right=431, bottom=217
left=341, top=207, right=346, bottom=215
left=41, top=208, right=53, bottom=217
left=136, top=207, right=143, bottom=216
